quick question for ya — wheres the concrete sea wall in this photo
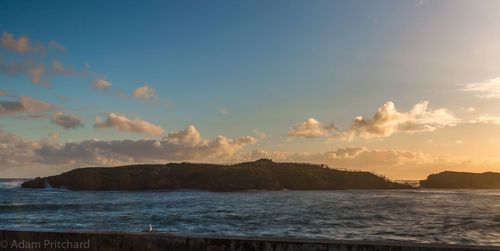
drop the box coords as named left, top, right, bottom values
left=0, top=230, right=497, bottom=251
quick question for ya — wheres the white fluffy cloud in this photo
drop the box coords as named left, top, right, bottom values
left=461, top=77, right=500, bottom=99
left=288, top=101, right=459, bottom=140
left=166, top=125, right=205, bottom=146
left=288, top=118, right=336, bottom=138
left=94, top=113, right=165, bottom=136
left=349, top=101, right=459, bottom=139
left=93, top=79, right=112, bottom=90
left=0, top=96, right=51, bottom=115
left=0, top=126, right=257, bottom=176
left=51, top=112, right=84, bottom=129
left=132, top=84, right=157, bottom=101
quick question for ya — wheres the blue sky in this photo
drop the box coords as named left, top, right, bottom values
left=1, top=0, right=500, bottom=178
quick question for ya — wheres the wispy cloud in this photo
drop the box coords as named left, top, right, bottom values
left=48, top=40, right=66, bottom=53
left=51, top=59, right=75, bottom=76
left=0, top=96, right=51, bottom=115
left=253, top=129, right=267, bottom=140
left=219, top=108, right=228, bottom=115
left=461, top=77, right=500, bottom=99
left=470, top=115, right=500, bottom=125
left=0, top=31, right=92, bottom=86
left=0, top=58, right=46, bottom=85
left=415, top=0, right=426, bottom=8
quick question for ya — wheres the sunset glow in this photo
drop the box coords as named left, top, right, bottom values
left=1, top=0, right=500, bottom=179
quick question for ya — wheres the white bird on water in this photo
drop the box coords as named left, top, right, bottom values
left=143, top=224, right=153, bottom=232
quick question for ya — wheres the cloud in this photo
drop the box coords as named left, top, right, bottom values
left=166, top=125, right=204, bottom=146
left=219, top=108, right=228, bottom=115
left=51, top=59, right=75, bottom=76
left=1, top=126, right=500, bottom=179
left=48, top=131, right=60, bottom=140
left=288, top=118, right=336, bottom=138
left=461, top=77, right=500, bottom=99
left=50, top=112, right=84, bottom=129
left=1, top=31, right=68, bottom=55
left=0, top=32, right=82, bottom=85
left=415, top=0, right=425, bottom=7
left=242, top=146, right=500, bottom=179
left=253, top=129, right=267, bottom=140
left=349, top=101, right=459, bottom=139
left=29, top=63, right=44, bottom=84
left=0, top=96, right=51, bottom=115
left=0, top=129, right=41, bottom=169
left=132, top=84, right=157, bottom=101
left=94, top=113, right=165, bottom=136
left=286, top=101, right=458, bottom=140
left=48, top=41, right=66, bottom=53
left=93, top=79, right=112, bottom=90
left=35, top=126, right=256, bottom=166
left=245, top=147, right=423, bottom=168
left=1, top=32, right=32, bottom=53
left=0, top=126, right=257, bottom=176
left=470, top=115, right=500, bottom=125
left=0, top=58, right=46, bottom=84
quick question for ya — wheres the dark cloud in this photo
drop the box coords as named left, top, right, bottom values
left=50, top=112, right=84, bottom=129
left=0, top=96, right=51, bottom=115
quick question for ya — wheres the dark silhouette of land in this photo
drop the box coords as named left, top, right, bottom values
left=420, top=171, right=500, bottom=189
left=21, top=159, right=411, bottom=191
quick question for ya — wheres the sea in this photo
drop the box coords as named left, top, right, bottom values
left=0, top=179, right=499, bottom=246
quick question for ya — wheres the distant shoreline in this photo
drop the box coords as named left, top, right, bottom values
left=17, top=159, right=500, bottom=191
left=20, top=159, right=413, bottom=191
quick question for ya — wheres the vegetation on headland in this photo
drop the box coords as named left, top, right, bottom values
left=21, top=159, right=411, bottom=191
left=420, top=171, right=500, bottom=189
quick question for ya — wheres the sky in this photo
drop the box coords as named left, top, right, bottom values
left=1, top=0, right=500, bottom=179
